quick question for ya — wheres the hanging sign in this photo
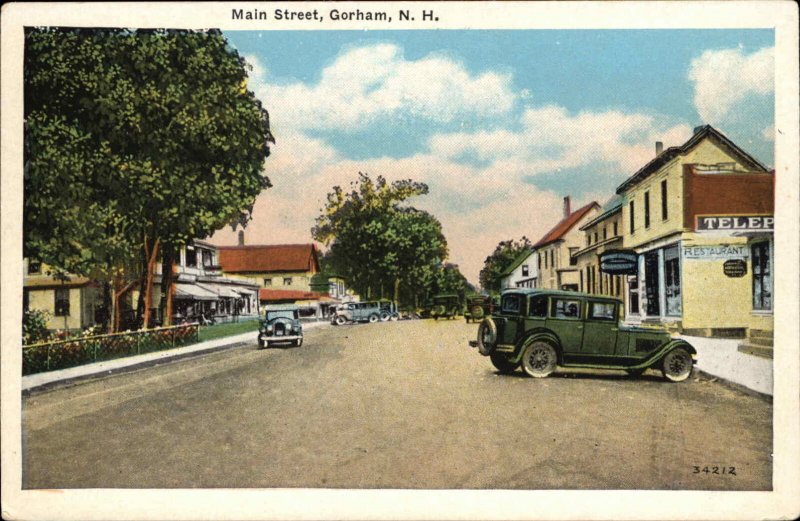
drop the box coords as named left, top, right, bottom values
left=682, top=244, right=749, bottom=260
left=723, top=259, right=748, bottom=277
left=599, top=250, right=638, bottom=275
left=696, top=215, right=774, bottom=232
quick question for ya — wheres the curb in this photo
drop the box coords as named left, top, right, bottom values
left=22, top=321, right=330, bottom=394
left=695, top=368, right=773, bottom=402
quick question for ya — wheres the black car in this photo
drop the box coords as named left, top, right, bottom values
left=258, top=306, right=303, bottom=348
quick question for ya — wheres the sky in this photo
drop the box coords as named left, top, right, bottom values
left=210, top=29, right=775, bottom=285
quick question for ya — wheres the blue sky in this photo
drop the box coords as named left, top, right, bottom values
left=212, top=29, right=775, bottom=282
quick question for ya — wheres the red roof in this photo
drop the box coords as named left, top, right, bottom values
left=533, top=202, right=600, bottom=248
left=259, top=288, right=328, bottom=302
left=218, top=244, right=319, bottom=273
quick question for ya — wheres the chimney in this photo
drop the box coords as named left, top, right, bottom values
left=563, top=196, right=571, bottom=218
left=655, top=141, right=663, bottom=156
left=238, top=230, right=245, bottom=246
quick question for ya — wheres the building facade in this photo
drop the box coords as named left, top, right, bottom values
left=23, top=259, right=104, bottom=331
left=500, top=249, right=539, bottom=289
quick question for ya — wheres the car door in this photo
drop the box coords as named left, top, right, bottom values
left=546, top=296, right=584, bottom=355
left=582, top=300, right=618, bottom=356
left=499, top=293, right=525, bottom=345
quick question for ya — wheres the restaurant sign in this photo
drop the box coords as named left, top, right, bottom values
left=599, top=250, right=638, bottom=275
left=682, top=244, right=749, bottom=260
left=696, top=215, right=773, bottom=232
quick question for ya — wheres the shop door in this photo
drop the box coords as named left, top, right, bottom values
left=644, top=251, right=660, bottom=317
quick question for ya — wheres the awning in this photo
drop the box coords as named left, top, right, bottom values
left=197, top=283, right=241, bottom=299
left=174, top=283, right=218, bottom=301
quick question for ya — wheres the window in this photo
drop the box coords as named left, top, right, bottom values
left=661, top=180, right=668, bottom=220
left=501, top=293, right=523, bottom=314
left=629, top=201, right=635, bottom=234
left=752, top=242, right=772, bottom=310
left=644, top=191, right=650, bottom=228
left=54, top=288, right=70, bottom=316
left=589, top=301, right=616, bottom=321
left=551, top=298, right=581, bottom=319
left=580, top=270, right=584, bottom=291
left=544, top=252, right=548, bottom=269
left=585, top=266, right=591, bottom=294
left=522, top=264, right=529, bottom=277
left=538, top=253, right=541, bottom=270
left=594, top=232, right=598, bottom=244
left=603, top=227, right=607, bottom=240
left=550, top=250, right=555, bottom=268
left=283, top=277, right=293, bottom=286
left=185, top=245, right=197, bottom=268
left=664, top=245, right=681, bottom=316
left=587, top=234, right=591, bottom=246
left=613, top=222, right=618, bottom=237
left=202, top=249, right=213, bottom=267
left=569, top=247, right=578, bottom=266
left=529, top=296, right=547, bottom=317
left=628, top=276, right=639, bottom=314
left=263, top=278, right=272, bottom=286
left=28, top=260, right=41, bottom=274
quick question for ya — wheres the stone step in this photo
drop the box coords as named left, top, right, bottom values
left=749, top=329, right=773, bottom=340
left=737, top=343, right=773, bottom=359
left=747, top=336, right=774, bottom=347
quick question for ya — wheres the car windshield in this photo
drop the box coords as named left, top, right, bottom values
left=266, top=310, right=296, bottom=321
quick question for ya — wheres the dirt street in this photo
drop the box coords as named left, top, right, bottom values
left=22, top=319, right=772, bottom=490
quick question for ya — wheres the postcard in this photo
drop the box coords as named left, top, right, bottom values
left=2, top=2, right=798, bottom=520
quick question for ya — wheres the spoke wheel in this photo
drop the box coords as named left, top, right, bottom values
left=335, top=315, right=347, bottom=326
left=521, top=341, right=557, bottom=378
left=476, top=318, right=497, bottom=356
left=490, top=352, right=518, bottom=374
left=368, top=314, right=379, bottom=323
left=661, top=347, right=693, bottom=382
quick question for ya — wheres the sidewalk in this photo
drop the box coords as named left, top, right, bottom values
left=22, top=320, right=330, bottom=393
left=681, top=335, right=773, bottom=397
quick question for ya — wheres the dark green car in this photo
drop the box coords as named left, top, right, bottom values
left=430, top=294, right=462, bottom=320
left=464, top=295, right=494, bottom=323
left=470, top=289, right=696, bottom=382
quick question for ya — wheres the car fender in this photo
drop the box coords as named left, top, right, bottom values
left=510, top=329, right=561, bottom=364
left=628, top=339, right=697, bottom=370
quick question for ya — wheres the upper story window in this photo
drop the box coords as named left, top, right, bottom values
left=202, top=249, right=213, bottom=267
left=629, top=201, right=635, bottom=234
left=603, top=227, right=607, bottom=240
left=587, top=234, right=591, bottom=246
left=283, top=277, right=293, bottom=286
left=661, top=180, right=668, bottom=220
left=569, top=247, right=578, bottom=266
left=594, top=231, right=598, bottom=244
left=550, top=250, right=555, bottom=268
left=28, top=260, right=41, bottom=274
left=263, top=278, right=272, bottom=286
left=521, top=264, right=529, bottom=277
left=185, top=245, right=197, bottom=268
left=613, top=222, right=618, bottom=237
left=543, top=251, right=548, bottom=269
left=644, top=191, right=651, bottom=228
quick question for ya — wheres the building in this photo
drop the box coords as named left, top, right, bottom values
left=533, top=197, right=600, bottom=290
left=573, top=195, right=626, bottom=303
left=500, top=248, right=539, bottom=289
left=23, top=259, right=104, bottom=331
left=616, top=125, right=773, bottom=346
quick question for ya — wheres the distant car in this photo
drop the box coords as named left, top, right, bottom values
left=464, top=295, right=494, bottom=323
left=469, top=289, right=696, bottom=382
left=430, top=294, right=463, bottom=320
left=378, top=300, right=401, bottom=321
left=259, top=306, right=303, bottom=348
left=331, top=301, right=384, bottom=325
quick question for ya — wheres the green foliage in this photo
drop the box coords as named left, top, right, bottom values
left=24, top=27, right=273, bottom=282
left=479, top=237, right=533, bottom=293
left=313, top=172, right=463, bottom=305
left=22, top=309, right=51, bottom=344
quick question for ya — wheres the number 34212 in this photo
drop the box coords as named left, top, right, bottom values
left=693, top=466, right=736, bottom=476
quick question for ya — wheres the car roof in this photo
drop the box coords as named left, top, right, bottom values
left=265, top=305, right=300, bottom=311
left=501, top=288, right=621, bottom=302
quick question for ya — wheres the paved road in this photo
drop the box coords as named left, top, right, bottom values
left=22, top=319, right=772, bottom=490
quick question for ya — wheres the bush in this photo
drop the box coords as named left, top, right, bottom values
left=23, top=309, right=51, bottom=344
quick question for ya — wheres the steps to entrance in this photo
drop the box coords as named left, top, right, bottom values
left=737, top=329, right=773, bottom=359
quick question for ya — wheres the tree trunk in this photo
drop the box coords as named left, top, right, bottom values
left=160, top=245, right=177, bottom=327
left=393, top=278, right=400, bottom=304
left=103, top=280, right=114, bottom=333
left=141, top=238, right=160, bottom=329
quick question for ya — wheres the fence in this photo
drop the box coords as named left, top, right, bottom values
left=22, top=323, right=200, bottom=376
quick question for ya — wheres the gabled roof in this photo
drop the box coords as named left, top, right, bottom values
left=533, top=202, right=600, bottom=248
left=218, top=244, right=320, bottom=273
left=616, top=125, right=768, bottom=194
left=580, top=195, right=623, bottom=230
left=500, top=248, right=535, bottom=277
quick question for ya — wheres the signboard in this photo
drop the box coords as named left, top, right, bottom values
left=723, top=259, right=748, bottom=278
left=682, top=244, right=749, bottom=260
left=696, top=215, right=773, bottom=232
left=599, top=250, right=638, bottom=275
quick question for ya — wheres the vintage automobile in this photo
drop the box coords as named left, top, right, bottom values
left=469, top=289, right=696, bottom=382
left=258, top=306, right=303, bottom=348
left=430, top=294, right=463, bottom=320
left=378, top=300, right=401, bottom=321
left=464, top=295, right=495, bottom=323
left=331, top=301, right=385, bottom=325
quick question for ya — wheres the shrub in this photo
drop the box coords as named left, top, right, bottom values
left=23, top=309, right=51, bottom=344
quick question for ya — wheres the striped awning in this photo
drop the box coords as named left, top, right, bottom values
left=174, top=283, right=218, bottom=301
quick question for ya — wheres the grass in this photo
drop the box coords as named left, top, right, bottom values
left=197, top=319, right=260, bottom=342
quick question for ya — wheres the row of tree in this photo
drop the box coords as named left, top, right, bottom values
left=24, top=28, right=274, bottom=331
left=312, top=173, right=473, bottom=308
left=479, top=237, right=533, bottom=294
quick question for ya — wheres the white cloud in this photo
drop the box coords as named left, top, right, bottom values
left=688, top=46, right=774, bottom=124
left=248, top=43, right=517, bottom=132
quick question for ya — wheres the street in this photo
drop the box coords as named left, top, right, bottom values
left=22, top=319, right=772, bottom=490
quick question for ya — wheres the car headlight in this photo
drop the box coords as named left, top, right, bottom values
left=266, top=325, right=273, bottom=332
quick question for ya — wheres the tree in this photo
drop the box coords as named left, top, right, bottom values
left=479, top=237, right=533, bottom=293
left=24, top=28, right=274, bottom=329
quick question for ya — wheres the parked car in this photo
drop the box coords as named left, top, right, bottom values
left=430, top=294, right=463, bottom=320
left=464, top=295, right=494, bottom=323
left=331, top=301, right=384, bottom=325
left=258, top=306, right=303, bottom=348
left=469, top=289, right=696, bottom=382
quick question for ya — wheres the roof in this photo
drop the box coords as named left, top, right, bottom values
left=533, top=202, right=600, bottom=248
left=579, top=195, right=623, bottom=230
left=218, top=244, right=319, bottom=273
left=500, top=248, right=535, bottom=277
left=616, top=125, right=768, bottom=194
left=259, top=288, right=328, bottom=301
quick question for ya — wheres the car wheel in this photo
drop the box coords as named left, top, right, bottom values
left=521, top=341, right=557, bottom=378
left=335, top=315, right=347, bottom=326
left=490, top=352, right=518, bottom=374
left=390, top=314, right=399, bottom=321
left=661, top=347, right=693, bottom=382
left=476, top=318, right=497, bottom=356
left=368, top=314, right=379, bottom=323
left=380, top=312, right=390, bottom=322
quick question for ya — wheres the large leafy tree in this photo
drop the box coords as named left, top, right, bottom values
left=312, top=173, right=453, bottom=306
left=479, top=237, right=533, bottom=294
left=24, top=28, right=274, bottom=329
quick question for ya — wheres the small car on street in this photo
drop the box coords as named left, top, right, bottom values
left=430, top=294, right=463, bottom=320
left=331, top=301, right=385, bottom=325
left=469, top=289, right=696, bottom=382
left=464, top=295, right=495, bottom=323
left=378, top=300, right=401, bottom=321
left=258, top=306, right=303, bottom=348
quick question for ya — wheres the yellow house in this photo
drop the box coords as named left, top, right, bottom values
left=616, top=125, right=773, bottom=345
left=533, top=197, right=600, bottom=290
left=23, top=259, right=104, bottom=331
left=573, top=195, right=626, bottom=306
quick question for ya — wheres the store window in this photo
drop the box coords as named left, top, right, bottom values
left=644, top=251, right=660, bottom=316
left=55, top=288, right=70, bottom=316
left=628, top=276, right=639, bottom=314
left=664, top=245, right=681, bottom=316
left=752, top=241, right=772, bottom=311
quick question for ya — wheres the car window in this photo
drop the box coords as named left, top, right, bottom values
left=501, top=294, right=523, bottom=314
left=551, top=298, right=581, bottom=319
left=528, top=296, right=547, bottom=318
left=588, top=301, right=616, bottom=321
left=267, top=310, right=295, bottom=320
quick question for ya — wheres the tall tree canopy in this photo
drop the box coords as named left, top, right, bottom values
left=479, top=237, right=533, bottom=293
left=24, top=28, right=274, bottom=328
left=312, top=172, right=460, bottom=306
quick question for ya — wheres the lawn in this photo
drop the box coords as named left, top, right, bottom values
left=197, top=319, right=260, bottom=342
